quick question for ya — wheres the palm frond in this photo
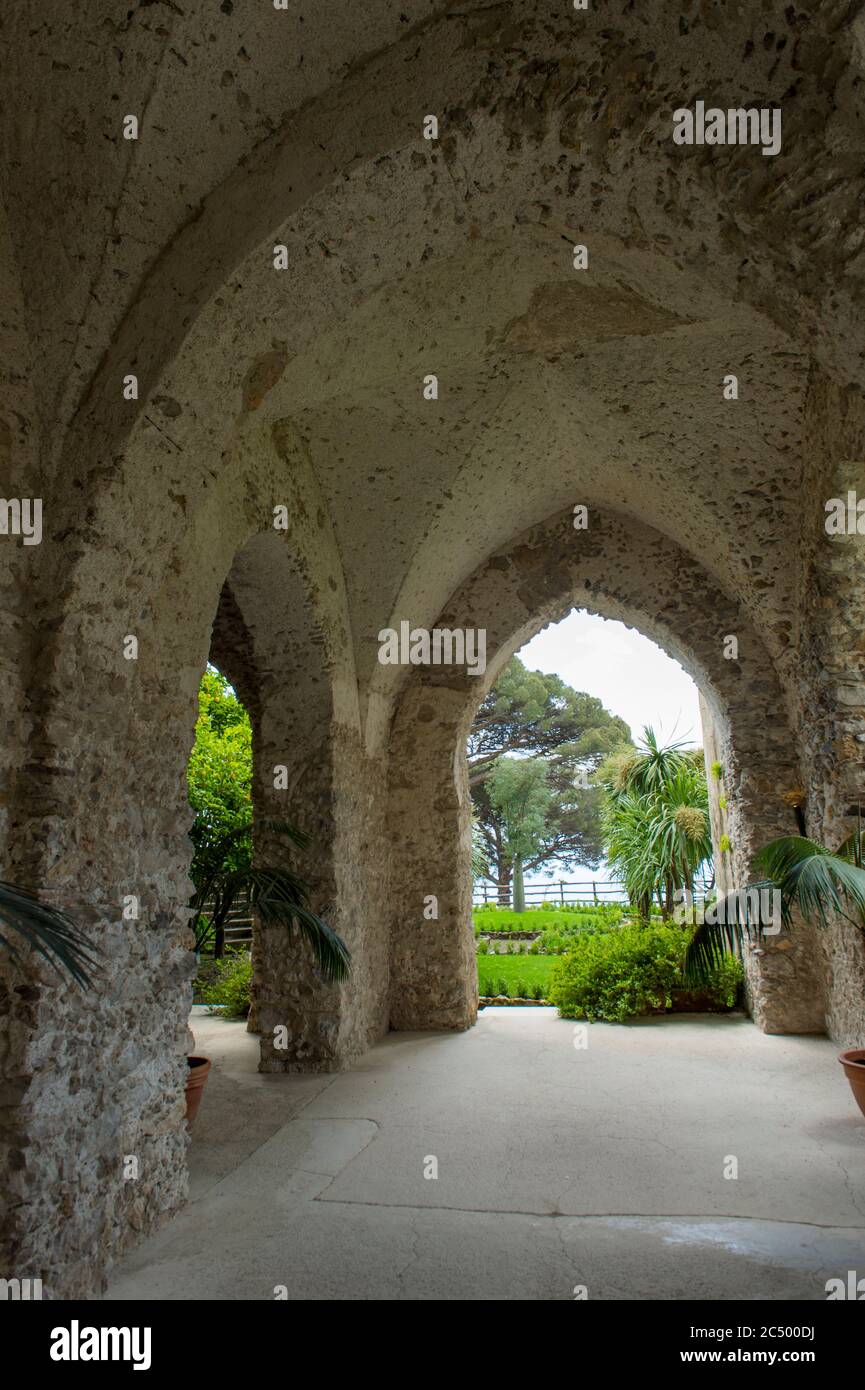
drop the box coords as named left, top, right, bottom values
left=682, top=917, right=749, bottom=988
left=754, top=836, right=865, bottom=931
left=256, top=819, right=311, bottom=851
left=0, top=880, right=98, bottom=987
left=242, top=868, right=351, bottom=982
left=682, top=880, right=779, bottom=987
left=836, top=827, right=865, bottom=869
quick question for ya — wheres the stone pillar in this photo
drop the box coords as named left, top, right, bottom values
left=0, top=646, right=200, bottom=1299
left=388, top=679, right=477, bottom=1032
left=793, top=378, right=865, bottom=1044
left=253, top=714, right=391, bottom=1071
left=709, top=698, right=825, bottom=1036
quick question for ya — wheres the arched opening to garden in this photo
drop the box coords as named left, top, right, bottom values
left=387, top=503, right=826, bottom=1038
left=467, top=608, right=732, bottom=1015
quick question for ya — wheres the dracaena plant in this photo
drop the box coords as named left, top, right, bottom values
left=0, top=880, right=98, bottom=986
left=189, top=817, right=351, bottom=984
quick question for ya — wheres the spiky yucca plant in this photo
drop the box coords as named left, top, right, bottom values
left=601, top=728, right=712, bottom=919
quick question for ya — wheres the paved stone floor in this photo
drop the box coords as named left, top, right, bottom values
left=104, top=1008, right=865, bottom=1300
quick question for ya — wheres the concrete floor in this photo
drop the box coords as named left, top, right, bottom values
left=104, top=1008, right=865, bottom=1300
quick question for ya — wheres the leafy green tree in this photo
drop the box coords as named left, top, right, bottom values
left=468, top=657, right=630, bottom=787
left=599, top=727, right=712, bottom=919
left=487, top=758, right=552, bottom=911
left=469, top=657, right=631, bottom=898
left=187, top=667, right=253, bottom=890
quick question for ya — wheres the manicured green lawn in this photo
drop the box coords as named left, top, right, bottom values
left=474, top=905, right=622, bottom=933
left=476, top=953, right=557, bottom=996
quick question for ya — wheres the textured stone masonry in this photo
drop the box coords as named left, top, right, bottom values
left=1, top=0, right=864, bottom=1298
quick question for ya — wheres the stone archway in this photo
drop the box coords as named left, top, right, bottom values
left=387, top=504, right=826, bottom=1039
left=207, top=527, right=390, bottom=1072
left=0, top=420, right=386, bottom=1296
left=2, top=0, right=865, bottom=1303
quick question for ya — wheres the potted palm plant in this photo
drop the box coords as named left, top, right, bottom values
left=685, top=815, right=865, bottom=1117
left=185, top=817, right=351, bottom=1124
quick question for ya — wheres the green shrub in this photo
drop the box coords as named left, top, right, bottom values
left=476, top=937, right=490, bottom=955
left=532, top=981, right=545, bottom=1000
left=514, top=978, right=529, bottom=998
left=548, top=922, right=744, bottom=1022
left=701, top=953, right=743, bottom=1009
left=199, top=951, right=252, bottom=1018
left=548, top=924, right=685, bottom=1023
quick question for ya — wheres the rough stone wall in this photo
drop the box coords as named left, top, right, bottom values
left=2, top=0, right=865, bottom=1300
left=389, top=682, right=478, bottom=1032
left=794, top=377, right=865, bottom=1045
left=253, top=726, right=390, bottom=1073
left=0, top=429, right=388, bottom=1296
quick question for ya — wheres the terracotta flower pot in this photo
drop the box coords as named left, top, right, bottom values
left=838, top=1048, right=865, bottom=1119
left=185, top=1055, right=211, bottom=1127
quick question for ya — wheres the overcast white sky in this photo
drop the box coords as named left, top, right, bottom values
left=518, top=608, right=703, bottom=750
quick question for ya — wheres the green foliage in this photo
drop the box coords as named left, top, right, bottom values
left=685, top=824, right=865, bottom=988
left=468, top=656, right=631, bottom=785
left=470, top=815, right=489, bottom=881
left=0, top=879, right=98, bottom=986
left=200, top=952, right=253, bottom=1018
left=469, top=656, right=632, bottom=889
left=190, top=821, right=351, bottom=982
left=711, top=760, right=723, bottom=781
left=473, top=903, right=623, bottom=933
left=548, top=923, right=687, bottom=1022
left=754, top=834, right=865, bottom=931
left=700, top=953, right=744, bottom=1009
left=477, top=954, right=557, bottom=997
left=475, top=928, right=741, bottom=1010
left=188, top=667, right=253, bottom=890
left=600, top=727, right=711, bottom=917
left=486, top=757, right=553, bottom=896
left=719, top=834, right=731, bottom=853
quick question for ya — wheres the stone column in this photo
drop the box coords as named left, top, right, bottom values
left=253, top=713, right=391, bottom=1071
left=388, top=679, right=477, bottom=1032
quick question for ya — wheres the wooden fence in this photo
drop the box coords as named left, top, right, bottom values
left=473, top=878, right=712, bottom=909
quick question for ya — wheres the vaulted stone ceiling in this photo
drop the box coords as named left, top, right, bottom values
left=6, top=1, right=856, bottom=737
